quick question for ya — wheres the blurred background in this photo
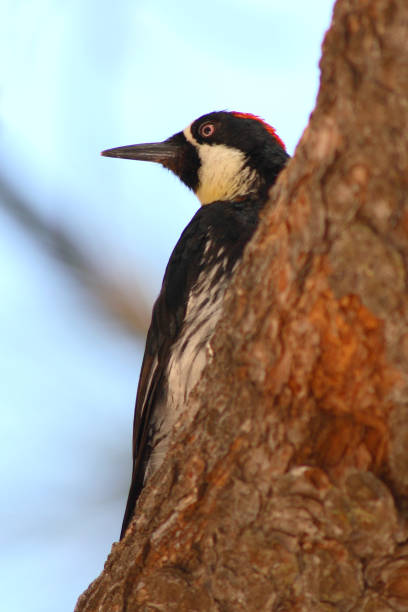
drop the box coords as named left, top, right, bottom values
left=0, top=1, right=335, bottom=610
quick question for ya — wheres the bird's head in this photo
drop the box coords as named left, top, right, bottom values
left=102, top=111, right=289, bottom=205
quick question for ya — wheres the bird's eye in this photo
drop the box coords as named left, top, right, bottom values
left=199, top=122, right=215, bottom=138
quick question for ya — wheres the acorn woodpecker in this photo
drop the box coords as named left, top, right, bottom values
left=102, top=111, right=289, bottom=539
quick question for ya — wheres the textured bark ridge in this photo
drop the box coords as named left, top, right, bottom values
left=76, top=1, right=408, bottom=610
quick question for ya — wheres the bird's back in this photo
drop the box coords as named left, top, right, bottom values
left=120, top=196, right=265, bottom=538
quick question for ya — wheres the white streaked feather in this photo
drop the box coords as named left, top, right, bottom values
left=146, top=255, right=234, bottom=476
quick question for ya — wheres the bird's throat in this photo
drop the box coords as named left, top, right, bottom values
left=183, top=126, right=260, bottom=205
left=196, top=144, right=260, bottom=205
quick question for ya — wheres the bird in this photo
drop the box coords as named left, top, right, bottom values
left=101, top=111, right=290, bottom=539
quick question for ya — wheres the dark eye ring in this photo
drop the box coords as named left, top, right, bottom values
left=199, top=122, right=215, bottom=138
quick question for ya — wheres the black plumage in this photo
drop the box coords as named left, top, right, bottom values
left=121, top=198, right=264, bottom=537
left=102, top=111, right=289, bottom=539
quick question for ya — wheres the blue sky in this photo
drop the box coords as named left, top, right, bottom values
left=0, top=2, right=335, bottom=610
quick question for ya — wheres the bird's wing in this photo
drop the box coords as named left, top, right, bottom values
left=120, top=199, right=261, bottom=538
left=120, top=209, right=209, bottom=538
left=119, top=346, right=162, bottom=538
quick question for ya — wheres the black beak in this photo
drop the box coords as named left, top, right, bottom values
left=101, top=132, right=199, bottom=192
left=101, top=140, right=180, bottom=167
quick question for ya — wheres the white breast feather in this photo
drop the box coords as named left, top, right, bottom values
left=146, top=254, right=233, bottom=477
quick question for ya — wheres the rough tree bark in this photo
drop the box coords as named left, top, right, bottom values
left=76, top=0, right=408, bottom=609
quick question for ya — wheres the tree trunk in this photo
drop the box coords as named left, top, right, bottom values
left=75, top=0, right=408, bottom=609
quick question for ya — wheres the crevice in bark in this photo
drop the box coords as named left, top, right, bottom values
left=75, top=0, right=408, bottom=610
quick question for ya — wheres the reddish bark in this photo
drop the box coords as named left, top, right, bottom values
left=76, top=0, right=408, bottom=609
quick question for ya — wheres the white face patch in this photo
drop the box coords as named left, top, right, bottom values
left=184, top=125, right=259, bottom=205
